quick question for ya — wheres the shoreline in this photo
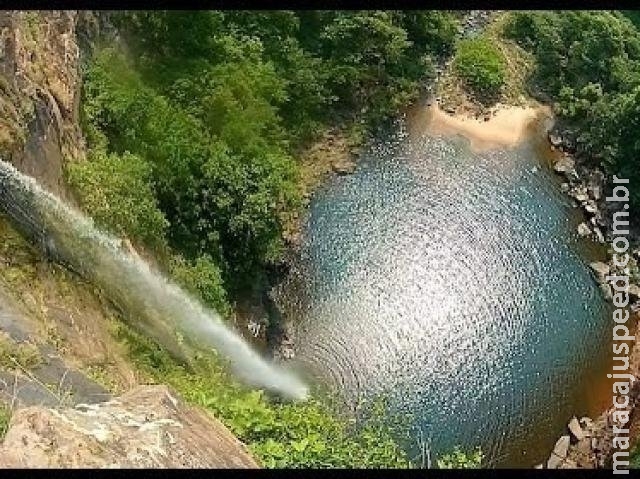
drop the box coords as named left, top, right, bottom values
left=538, top=127, right=640, bottom=470
left=262, top=11, right=640, bottom=470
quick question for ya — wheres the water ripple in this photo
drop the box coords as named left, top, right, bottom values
left=280, top=124, right=611, bottom=466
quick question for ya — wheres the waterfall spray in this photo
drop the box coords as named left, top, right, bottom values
left=0, top=159, right=308, bottom=400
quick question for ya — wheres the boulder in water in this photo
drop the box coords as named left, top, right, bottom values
left=577, top=223, right=591, bottom=238
left=0, top=385, right=259, bottom=468
left=553, top=156, right=575, bottom=177
left=568, top=416, right=587, bottom=441
left=547, top=435, right=570, bottom=469
left=589, top=262, right=610, bottom=282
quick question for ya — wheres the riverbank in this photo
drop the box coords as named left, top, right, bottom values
left=539, top=127, right=640, bottom=470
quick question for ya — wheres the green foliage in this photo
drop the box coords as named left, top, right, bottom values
left=66, top=150, right=169, bottom=249
left=453, top=37, right=506, bottom=100
left=81, top=47, right=300, bottom=288
left=0, top=404, right=9, bottom=439
left=113, top=319, right=410, bottom=468
left=170, top=254, right=231, bottom=318
left=631, top=442, right=640, bottom=468
left=504, top=11, right=640, bottom=209
left=0, top=335, right=42, bottom=371
left=436, top=446, right=484, bottom=469
left=79, top=11, right=462, bottom=292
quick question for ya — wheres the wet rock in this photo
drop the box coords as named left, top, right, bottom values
left=589, top=262, right=610, bottom=282
left=547, top=435, right=570, bottom=469
left=577, top=223, right=592, bottom=238
left=584, top=202, right=598, bottom=215
left=560, top=183, right=570, bottom=193
left=569, top=416, right=587, bottom=441
left=0, top=385, right=259, bottom=468
left=549, top=133, right=563, bottom=148
left=629, top=284, right=640, bottom=301
left=553, top=156, right=575, bottom=175
left=574, top=192, right=589, bottom=203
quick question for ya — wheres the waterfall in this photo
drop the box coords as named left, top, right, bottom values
left=0, top=159, right=308, bottom=401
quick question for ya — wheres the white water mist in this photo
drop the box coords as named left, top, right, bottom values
left=0, top=160, right=308, bottom=400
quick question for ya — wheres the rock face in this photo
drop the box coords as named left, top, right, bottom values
left=0, top=385, right=259, bottom=468
left=0, top=11, right=87, bottom=199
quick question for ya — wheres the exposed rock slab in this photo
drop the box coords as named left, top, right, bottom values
left=0, top=385, right=259, bottom=468
left=568, top=416, right=587, bottom=441
left=589, top=262, right=610, bottom=282
left=547, top=435, right=570, bottom=469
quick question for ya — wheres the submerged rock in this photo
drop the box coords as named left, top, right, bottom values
left=331, top=160, right=356, bottom=176
left=599, top=283, right=613, bottom=301
left=0, top=385, right=259, bottom=468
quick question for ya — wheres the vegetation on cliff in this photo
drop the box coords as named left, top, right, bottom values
left=72, top=11, right=459, bottom=299
left=503, top=11, right=640, bottom=209
left=115, top=317, right=410, bottom=468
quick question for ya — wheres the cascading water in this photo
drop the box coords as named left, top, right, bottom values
left=0, top=159, right=308, bottom=401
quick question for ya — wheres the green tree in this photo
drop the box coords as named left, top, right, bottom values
left=170, top=254, right=231, bottom=318
left=436, top=446, right=484, bottom=469
left=453, top=37, right=506, bottom=100
left=66, top=150, right=168, bottom=249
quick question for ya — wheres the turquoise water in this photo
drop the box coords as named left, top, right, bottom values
left=280, top=120, right=612, bottom=467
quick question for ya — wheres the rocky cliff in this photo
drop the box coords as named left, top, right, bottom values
left=0, top=10, right=85, bottom=199
left=0, top=385, right=259, bottom=468
left=0, top=11, right=260, bottom=468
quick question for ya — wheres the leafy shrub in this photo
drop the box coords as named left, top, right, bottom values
left=0, top=335, right=42, bottom=370
left=453, top=37, right=506, bottom=99
left=114, top=319, right=411, bottom=468
left=170, top=254, right=231, bottom=318
left=436, top=446, right=484, bottom=469
left=0, top=404, right=9, bottom=439
left=66, top=149, right=169, bottom=249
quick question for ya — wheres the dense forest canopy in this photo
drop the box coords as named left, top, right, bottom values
left=73, top=11, right=460, bottom=305
left=504, top=11, right=640, bottom=209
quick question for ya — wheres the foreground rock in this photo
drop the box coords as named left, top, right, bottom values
left=0, top=385, right=259, bottom=468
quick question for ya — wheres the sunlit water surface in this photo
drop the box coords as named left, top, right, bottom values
left=277, top=119, right=612, bottom=467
